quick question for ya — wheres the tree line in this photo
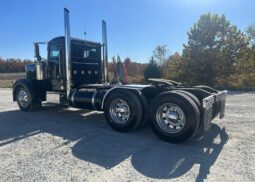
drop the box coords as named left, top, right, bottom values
left=145, top=13, right=255, bottom=88
left=0, top=58, right=33, bottom=73
left=1, top=12, right=255, bottom=88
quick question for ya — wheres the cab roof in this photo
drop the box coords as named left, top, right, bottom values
left=49, top=36, right=101, bottom=46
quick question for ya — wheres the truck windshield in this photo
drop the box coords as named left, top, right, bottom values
left=49, top=45, right=59, bottom=60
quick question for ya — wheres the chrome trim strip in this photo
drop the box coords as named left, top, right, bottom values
left=92, top=91, right=97, bottom=110
left=72, top=62, right=98, bottom=65
left=71, top=89, right=76, bottom=107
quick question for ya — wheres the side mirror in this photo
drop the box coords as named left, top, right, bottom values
left=34, top=43, right=41, bottom=61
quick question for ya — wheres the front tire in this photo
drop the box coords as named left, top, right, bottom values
left=16, top=85, right=41, bottom=111
left=104, top=90, right=143, bottom=132
left=150, top=91, right=200, bottom=143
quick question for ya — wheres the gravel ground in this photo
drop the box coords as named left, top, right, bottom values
left=0, top=88, right=255, bottom=182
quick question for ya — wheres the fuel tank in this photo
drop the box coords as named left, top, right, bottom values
left=69, top=89, right=102, bottom=110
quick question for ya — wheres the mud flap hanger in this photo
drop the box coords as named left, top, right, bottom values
left=202, top=90, right=227, bottom=135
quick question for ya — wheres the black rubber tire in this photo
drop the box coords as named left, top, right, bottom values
left=135, top=93, right=150, bottom=128
left=172, top=90, right=202, bottom=135
left=150, top=91, right=200, bottom=143
left=104, top=89, right=143, bottom=132
left=16, top=85, right=41, bottom=111
left=174, top=90, right=201, bottom=109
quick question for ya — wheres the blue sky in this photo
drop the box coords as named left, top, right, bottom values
left=0, top=0, right=254, bottom=62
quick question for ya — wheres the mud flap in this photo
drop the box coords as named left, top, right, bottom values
left=202, top=95, right=214, bottom=135
left=219, top=99, right=226, bottom=118
left=202, top=91, right=227, bottom=135
left=203, top=108, right=213, bottom=135
left=217, top=91, right=227, bottom=119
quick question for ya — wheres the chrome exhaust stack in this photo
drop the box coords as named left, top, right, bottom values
left=64, top=8, right=72, bottom=98
left=102, top=20, right=109, bottom=83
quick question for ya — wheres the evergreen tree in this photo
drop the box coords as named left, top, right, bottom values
left=144, top=57, right=162, bottom=80
left=182, top=13, right=249, bottom=86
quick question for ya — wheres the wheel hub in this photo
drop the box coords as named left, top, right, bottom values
left=18, top=90, right=28, bottom=107
left=168, top=112, right=178, bottom=122
left=117, top=106, right=126, bottom=113
left=110, top=98, right=130, bottom=124
left=156, top=103, right=186, bottom=134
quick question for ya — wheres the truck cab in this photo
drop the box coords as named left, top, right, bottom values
left=30, top=36, right=102, bottom=91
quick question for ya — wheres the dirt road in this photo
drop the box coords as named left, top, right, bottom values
left=0, top=88, right=254, bottom=182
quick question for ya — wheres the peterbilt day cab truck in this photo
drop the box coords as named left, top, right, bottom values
left=13, top=8, right=227, bottom=143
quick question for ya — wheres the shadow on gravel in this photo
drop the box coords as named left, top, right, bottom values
left=0, top=107, right=228, bottom=182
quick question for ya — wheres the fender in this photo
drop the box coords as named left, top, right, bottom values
left=172, top=88, right=211, bottom=103
left=100, top=85, right=150, bottom=109
left=13, top=79, right=35, bottom=101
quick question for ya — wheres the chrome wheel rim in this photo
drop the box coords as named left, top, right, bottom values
left=156, top=103, right=186, bottom=134
left=109, top=98, right=130, bottom=124
left=18, top=90, right=28, bottom=108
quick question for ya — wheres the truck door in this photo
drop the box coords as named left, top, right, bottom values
left=48, top=42, right=63, bottom=81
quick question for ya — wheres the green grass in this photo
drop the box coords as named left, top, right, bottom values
left=0, top=73, right=25, bottom=88
left=0, top=80, right=14, bottom=88
left=1, top=72, right=254, bottom=91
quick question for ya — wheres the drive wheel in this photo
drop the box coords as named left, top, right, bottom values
left=104, top=90, right=143, bottom=132
left=16, top=85, right=41, bottom=111
left=173, top=90, right=202, bottom=132
left=150, top=91, right=200, bottom=143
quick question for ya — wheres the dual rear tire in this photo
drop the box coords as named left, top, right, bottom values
left=150, top=91, right=200, bottom=143
left=104, top=89, right=201, bottom=143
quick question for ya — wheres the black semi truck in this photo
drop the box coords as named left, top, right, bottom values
left=13, top=8, right=227, bottom=143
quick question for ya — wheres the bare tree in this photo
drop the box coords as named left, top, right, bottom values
left=153, top=45, right=169, bottom=66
